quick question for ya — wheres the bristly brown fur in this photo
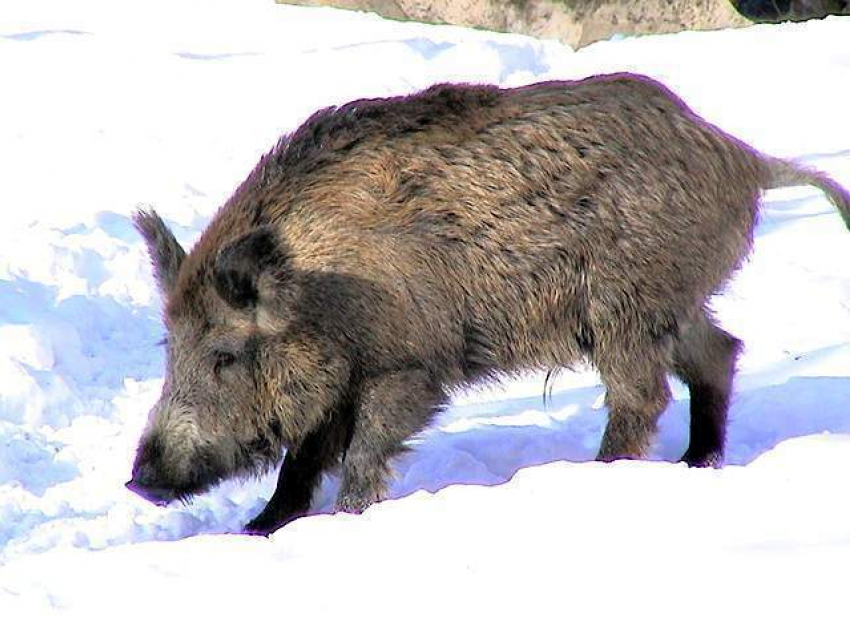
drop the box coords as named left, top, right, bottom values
left=128, top=73, right=850, bottom=535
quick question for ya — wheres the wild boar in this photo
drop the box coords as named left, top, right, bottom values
left=126, top=73, right=850, bottom=534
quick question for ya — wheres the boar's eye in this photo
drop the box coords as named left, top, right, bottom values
left=213, top=351, right=237, bottom=376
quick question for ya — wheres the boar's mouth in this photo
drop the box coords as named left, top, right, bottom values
left=125, top=473, right=216, bottom=506
left=125, top=478, right=182, bottom=506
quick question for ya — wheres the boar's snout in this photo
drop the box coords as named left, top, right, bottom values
left=127, top=399, right=234, bottom=506
left=126, top=431, right=180, bottom=505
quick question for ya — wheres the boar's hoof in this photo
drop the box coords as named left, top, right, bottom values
left=679, top=449, right=724, bottom=469
left=335, top=493, right=377, bottom=515
left=244, top=510, right=303, bottom=536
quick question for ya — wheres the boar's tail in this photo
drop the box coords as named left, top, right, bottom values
left=764, top=156, right=850, bottom=231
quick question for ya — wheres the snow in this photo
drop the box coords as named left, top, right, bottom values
left=1, top=1, right=849, bottom=635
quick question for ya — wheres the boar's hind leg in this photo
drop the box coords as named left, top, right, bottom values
left=245, top=413, right=350, bottom=535
left=596, top=351, right=672, bottom=462
left=336, top=369, right=445, bottom=515
left=672, top=312, right=741, bottom=468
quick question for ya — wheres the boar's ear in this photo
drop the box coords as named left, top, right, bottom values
left=134, top=209, right=186, bottom=296
left=213, top=227, right=287, bottom=309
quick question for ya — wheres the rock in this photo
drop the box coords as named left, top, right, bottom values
left=734, top=0, right=850, bottom=22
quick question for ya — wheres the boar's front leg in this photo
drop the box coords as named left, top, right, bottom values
left=245, top=411, right=352, bottom=535
left=244, top=432, right=326, bottom=535
left=336, top=369, right=445, bottom=514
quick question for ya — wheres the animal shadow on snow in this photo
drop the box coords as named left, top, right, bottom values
left=362, top=374, right=850, bottom=505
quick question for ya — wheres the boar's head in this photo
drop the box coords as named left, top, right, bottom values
left=126, top=210, right=350, bottom=505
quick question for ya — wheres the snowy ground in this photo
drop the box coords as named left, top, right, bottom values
left=1, top=1, right=849, bottom=635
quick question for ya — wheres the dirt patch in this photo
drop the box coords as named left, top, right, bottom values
left=279, top=0, right=752, bottom=48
